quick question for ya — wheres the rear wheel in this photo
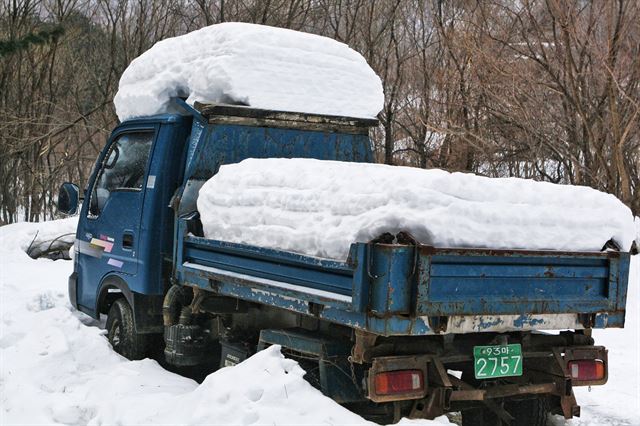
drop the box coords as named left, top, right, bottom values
left=106, top=298, right=149, bottom=360
left=461, top=405, right=498, bottom=426
left=344, top=401, right=401, bottom=425
left=461, top=397, right=548, bottom=426
left=504, top=398, right=548, bottom=426
left=460, top=371, right=548, bottom=426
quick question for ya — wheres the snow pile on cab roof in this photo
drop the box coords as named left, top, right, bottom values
left=197, top=158, right=636, bottom=260
left=114, top=23, right=383, bottom=121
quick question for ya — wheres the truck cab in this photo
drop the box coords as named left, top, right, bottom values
left=66, top=114, right=191, bottom=332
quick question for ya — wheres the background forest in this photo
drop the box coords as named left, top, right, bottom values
left=1, top=0, right=638, bottom=224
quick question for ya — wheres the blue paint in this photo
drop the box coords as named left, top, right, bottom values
left=368, top=245, right=414, bottom=315
left=513, top=315, right=545, bottom=328
left=477, top=317, right=504, bottom=330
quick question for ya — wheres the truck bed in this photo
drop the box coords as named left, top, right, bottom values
left=175, top=223, right=631, bottom=336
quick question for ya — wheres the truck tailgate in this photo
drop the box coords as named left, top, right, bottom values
left=417, top=248, right=626, bottom=316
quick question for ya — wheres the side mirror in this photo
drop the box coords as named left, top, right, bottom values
left=57, top=182, right=80, bottom=215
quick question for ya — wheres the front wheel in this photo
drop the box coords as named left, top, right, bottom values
left=106, top=298, right=149, bottom=360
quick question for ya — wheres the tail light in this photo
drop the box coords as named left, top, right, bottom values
left=374, top=370, right=424, bottom=396
left=568, top=359, right=605, bottom=381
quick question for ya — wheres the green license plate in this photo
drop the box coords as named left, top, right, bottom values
left=473, top=344, right=523, bottom=379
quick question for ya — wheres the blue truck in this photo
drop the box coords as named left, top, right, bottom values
left=58, top=99, right=632, bottom=425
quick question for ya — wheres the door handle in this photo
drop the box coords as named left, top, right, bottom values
left=122, top=232, right=134, bottom=249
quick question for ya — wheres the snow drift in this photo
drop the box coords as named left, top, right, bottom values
left=0, top=216, right=78, bottom=254
left=197, top=158, right=636, bottom=260
left=114, top=23, right=384, bottom=121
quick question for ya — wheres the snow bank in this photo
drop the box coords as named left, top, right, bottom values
left=0, top=216, right=77, bottom=255
left=197, top=159, right=636, bottom=260
left=114, top=23, right=383, bottom=121
left=0, top=219, right=449, bottom=425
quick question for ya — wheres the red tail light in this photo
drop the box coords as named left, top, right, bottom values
left=568, top=359, right=605, bottom=381
left=374, top=370, right=424, bottom=395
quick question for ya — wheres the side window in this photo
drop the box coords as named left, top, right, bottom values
left=88, top=131, right=154, bottom=217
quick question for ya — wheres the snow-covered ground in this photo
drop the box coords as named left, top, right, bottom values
left=115, top=23, right=383, bottom=121
left=0, top=216, right=77, bottom=259
left=198, top=158, right=636, bottom=260
left=1, top=219, right=638, bottom=425
left=559, top=251, right=640, bottom=425
left=0, top=219, right=447, bottom=425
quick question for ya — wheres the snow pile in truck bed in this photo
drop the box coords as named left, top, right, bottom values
left=197, top=158, right=636, bottom=260
left=114, top=23, right=383, bottom=121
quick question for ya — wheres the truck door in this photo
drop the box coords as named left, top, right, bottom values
left=76, top=126, right=157, bottom=312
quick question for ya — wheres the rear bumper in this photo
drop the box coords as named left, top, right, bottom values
left=68, top=272, right=78, bottom=309
left=365, top=345, right=608, bottom=420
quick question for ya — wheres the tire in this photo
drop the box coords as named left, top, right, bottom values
left=461, top=397, right=548, bottom=426
left=344, top=401, right=396, bottom=425
left=504, top=398, right=548, bottom=426
left=461, top=372, right=499, bottom=426
left=461, top=405, right=498, bottom=426
left=460, top=370, right=548, bottom=426
left=106, top=298, right=149, bottom=360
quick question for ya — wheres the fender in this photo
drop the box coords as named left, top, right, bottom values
left=96, top=274, right=135, bottom=316
left=97, top=274, right=163, bottom=334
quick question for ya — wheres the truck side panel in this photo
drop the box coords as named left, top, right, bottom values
left=176, top=228, right=630, bottom=336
